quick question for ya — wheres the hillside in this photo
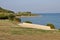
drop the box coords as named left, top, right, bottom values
left=0, top=7, right=15, bottom=19
left=0, top=20, right=60, bottom=40
left=0, top=7, right=14, bottom=13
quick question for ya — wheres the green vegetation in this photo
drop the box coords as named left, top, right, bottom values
left=17, top=12, right=31, bottom=16
left=0, top=7, right=15, bottom=19
left=16, top=12, right=39, bottom=16
left=24, top=21, right=32, bottom=23
left=0, top=13, right=8, bottom=19
left=10, top=27, right=56, bottom=35
left=46, top=23, right=55, bottom=29
left=0, top=7, right=38, bottom=22
left=0, top=7, right=60, bottom=40
left=0, top=13, right=16, bottom=20
left=15, top=18, right=21, bottom=22
left=8, top=14, right=15, bottom=20
left=0, top=7, right=14, bottom=13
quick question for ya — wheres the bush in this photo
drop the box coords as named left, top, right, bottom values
left=0, top=13, right=15, bottom=20
left=0, top=16, right=8, bottom=19
left=46, top=23, right=55, bottom=29
left=24, top=21, right=32, bottom=23
left=8, top=14, right=15, bottom=20
left=15, top=18, right=21, bottom=22
left=0, top=14, right=8, bottom=19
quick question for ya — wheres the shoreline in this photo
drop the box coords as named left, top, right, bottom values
left=16, top=15, right=42, bottom=18
left=20, top=15, right=42, bottom=18
left=18, top=23, right=55, bottom=30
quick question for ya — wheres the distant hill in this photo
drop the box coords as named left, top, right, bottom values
left=0, top=7, right=14, bottom=13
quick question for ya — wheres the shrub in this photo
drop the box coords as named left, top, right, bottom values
left=0, top=13, right=15, bottom=20
left=46, top=23, right=55, bottom=29
left=15, top=18, right=21, bottom=22
left=0, top=14, right=8, bottom=19
left=24, top=21, right=32, bottom=23
left=8, top=14, right=15, bottom=20
left=0, top=16, right=8, bottom=19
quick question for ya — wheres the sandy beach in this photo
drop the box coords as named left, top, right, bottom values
left=18, top=23, right=54, bottom=30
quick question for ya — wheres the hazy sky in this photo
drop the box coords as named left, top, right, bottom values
left=0, top=0, right=60, bottom=13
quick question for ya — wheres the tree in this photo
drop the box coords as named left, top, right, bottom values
left=46, top=23, right=55, bottom=29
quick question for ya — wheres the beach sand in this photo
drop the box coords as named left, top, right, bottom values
left=18, top=23, right=54, bottom=30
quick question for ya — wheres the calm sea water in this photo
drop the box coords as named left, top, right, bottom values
left=21, top=13, right=60, bottom=29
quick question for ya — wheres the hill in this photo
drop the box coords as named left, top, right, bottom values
left=0, top=7, right=15, bottom=19
left=0, top=7, right=14, bottom=13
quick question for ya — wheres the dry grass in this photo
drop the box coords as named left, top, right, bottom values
left=0, top=20, right=19, bottom=27
left=0, top=20, right=60, bottom=40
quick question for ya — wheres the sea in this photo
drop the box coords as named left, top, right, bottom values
left=21, top=13, right=60, bottom=29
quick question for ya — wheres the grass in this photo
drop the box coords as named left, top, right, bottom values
left=0, top=20, right=60, bottom=40
left=9, top=27, right=57, bottom=35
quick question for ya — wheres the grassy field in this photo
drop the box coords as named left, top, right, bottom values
left=0, top=20, right=60, bottom=40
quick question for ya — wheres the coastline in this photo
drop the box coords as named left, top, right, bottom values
left=16, top=14, right=41, bottom=18
left=18, top=23, right=55, bottom=30
left=20, top=16, right=40, bottom=17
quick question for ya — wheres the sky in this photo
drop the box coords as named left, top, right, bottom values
left=0, top=0, right=60, bottom=13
